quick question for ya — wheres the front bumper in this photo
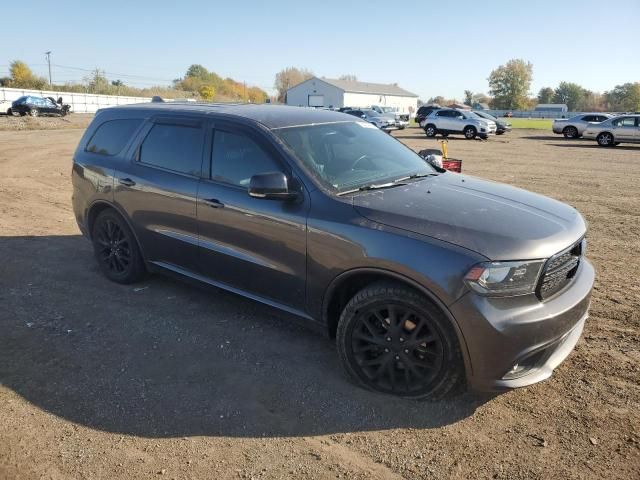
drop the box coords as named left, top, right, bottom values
left=449, top=258, right=594, bottom=391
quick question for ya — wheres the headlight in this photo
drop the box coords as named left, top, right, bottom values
left=464, top=260, right=545, bottom=296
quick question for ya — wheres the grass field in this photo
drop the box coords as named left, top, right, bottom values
left=501, top=118, right=553, bottom=129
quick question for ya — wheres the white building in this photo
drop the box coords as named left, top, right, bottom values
left=286, top=77, right=418, bottom=116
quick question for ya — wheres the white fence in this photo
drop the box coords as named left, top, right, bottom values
left=0, top=87, right=150, bottom=113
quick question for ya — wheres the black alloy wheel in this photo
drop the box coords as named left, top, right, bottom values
left=92, top=210, right=145, bottom=283
left=337, top=283, right=464, bottom=399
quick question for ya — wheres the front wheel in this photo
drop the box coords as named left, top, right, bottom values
left=463, top=126, right=477, bottom=139
left=336, top=283, right=464, bottom=399
left=91, top=209, right=146, bottom=284
left=28, top=108, right=39, bottom=117
left=597, top=132, right=615, bottom=147
left=424, top=124, right=437, bottom=138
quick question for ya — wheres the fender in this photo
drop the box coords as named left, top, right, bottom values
left=322, top=266, right=474, bottom=377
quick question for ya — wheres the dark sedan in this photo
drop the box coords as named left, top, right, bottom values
left=10, top=96, right=70, bottom=117
left=473, top=110, right=512, bottom=134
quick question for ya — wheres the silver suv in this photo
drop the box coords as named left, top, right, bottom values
left=424, top=108, right=497, bottom=139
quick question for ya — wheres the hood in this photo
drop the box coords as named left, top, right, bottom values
left=352, top=173, right=586, bottom=260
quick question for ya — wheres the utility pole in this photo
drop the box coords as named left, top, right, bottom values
left=44, top=51, right=52, bottom=87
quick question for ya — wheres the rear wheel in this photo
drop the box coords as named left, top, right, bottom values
left=563, top=126, right=579, bottom=139
left=597, top=132, right=614, bottom=147
left=91, top=209, right=145, bottom=284
left=424, top=124, right=437, bottom=137
left=336, top=282, right=464, bottom=399
left=463, top=126, right=477, bottom=139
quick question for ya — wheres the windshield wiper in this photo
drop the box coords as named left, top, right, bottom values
left=337, top=181, right=408, bottom=196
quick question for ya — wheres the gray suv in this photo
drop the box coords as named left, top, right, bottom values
left=72, top=103, right=594, bottom=399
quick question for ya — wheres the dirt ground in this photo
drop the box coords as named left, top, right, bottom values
left=0, top=117, right=638, bottom=480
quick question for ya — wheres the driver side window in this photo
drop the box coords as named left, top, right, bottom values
left=211, top=130, right=282, bottom=187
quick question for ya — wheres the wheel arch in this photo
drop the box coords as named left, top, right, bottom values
left=322, top=267, right=473, bottom=375
left=86, top=200, right=147, bottom=263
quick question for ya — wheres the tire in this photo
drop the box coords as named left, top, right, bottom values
left=28, top=108, right=39, bottom=117
left=424, top=124, right=437, bottom=138
left=91, top=209, right=145, bottom=284
left=336, top=282, right=465, bottom=400
left=6, top=108, right=11, bottom=116
left=463, top=126, right=477, bottom=139
left=596, top=132, right=615, bottom=147
left=563, top=126, right=579, bottom=139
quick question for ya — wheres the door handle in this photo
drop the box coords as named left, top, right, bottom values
left=118, top=178, right=136, bottom=187
left=203, top=198, right=224, bottom=208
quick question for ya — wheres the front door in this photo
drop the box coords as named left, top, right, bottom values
left=196, top=122, right=308, bottom=311
left=114, top=116, right=205, bottom=272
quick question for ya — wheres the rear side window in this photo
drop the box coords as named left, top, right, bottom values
left=139, top=123, right=203, bottom=176
left=613, top=117, right=636, bottom=127
left=211, top=130, right=281, bottom=187
left=86, top=119, right=142, bottom=156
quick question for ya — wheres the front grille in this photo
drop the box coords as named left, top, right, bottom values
left=537, top=239, right=583, bottom=300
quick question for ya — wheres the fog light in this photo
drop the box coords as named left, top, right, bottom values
left=503, top=363, right=528, bottom=379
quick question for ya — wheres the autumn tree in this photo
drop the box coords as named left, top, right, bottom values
left=488, top=59, right=533, bottom=109
left=8, top=60, right=46, bottom=89
left=274, top=67, right=313, bottom=102
left=537, top=87, right=555, bottom=104
left=199, top=85, right=216, bottom=101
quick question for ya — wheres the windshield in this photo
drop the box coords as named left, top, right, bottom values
left=475, top=111, right=497, bottom=121
left=361, top=109, right=378, bottom=116
left=380, top=106, right=396, bottom=113
left=274, top=121, right=436, bottom=193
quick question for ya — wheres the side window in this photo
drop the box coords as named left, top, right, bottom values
left=613, top=117, right=635, bottom=127
left=582, top=115, right=594, bottom=122
left=139, top=123, right=203, bottom=176
left=435, top=110, right=446, bottom=117
left=85, top=119, right=143, bottom=156
left=211, top=130, right=282, bottom=187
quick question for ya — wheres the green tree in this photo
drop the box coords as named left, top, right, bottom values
left=463, top=90, right=473, bottom=106
left=537, top=87, right=555, bottom=104
left=274, top=67, right=313, bottom=102
left=553, top=82, right=586, bottom=111
left=605, top=82, right=640, bottom=111
left=85, top=69, right=110, bottom=94
left=487, top=59, right=533, bottom=110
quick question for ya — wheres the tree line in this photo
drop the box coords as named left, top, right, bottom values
left=481, top=58, right=639, bottom=112
left=0, top=60, right=268, bottom=103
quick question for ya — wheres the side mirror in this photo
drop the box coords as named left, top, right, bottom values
left=248, top=172, right=297, bottom=200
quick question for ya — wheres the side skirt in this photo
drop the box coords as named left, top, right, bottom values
left=148, top=260, right=318, bottom=323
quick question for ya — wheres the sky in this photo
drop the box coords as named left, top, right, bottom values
left=3, top=0, right=639, bottom=100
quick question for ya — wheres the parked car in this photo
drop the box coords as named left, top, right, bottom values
left=423, top=108, right=497, bottom=139
left=1, top=99, right=12, bottom=115
left=473, top=111, right=512, bottom=135
left=73, top=103, right=593, bottom=399
left=416, top=105, right=440, bottom=126
left=9, top=95, right=70, bottom=117
left=552, top=113, right=612, bottom=139
left=370, top=105, right=409, bottom=129
left=582, top=115, right=640, bottom=146
left=344, top=108, right=397, bottom=131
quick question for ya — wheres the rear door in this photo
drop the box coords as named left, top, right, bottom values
left=196, top=121, right=308, bottom=310
left=113, top=116, right=205, bottom=272
left=612, top=116, right=637, bottom=142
